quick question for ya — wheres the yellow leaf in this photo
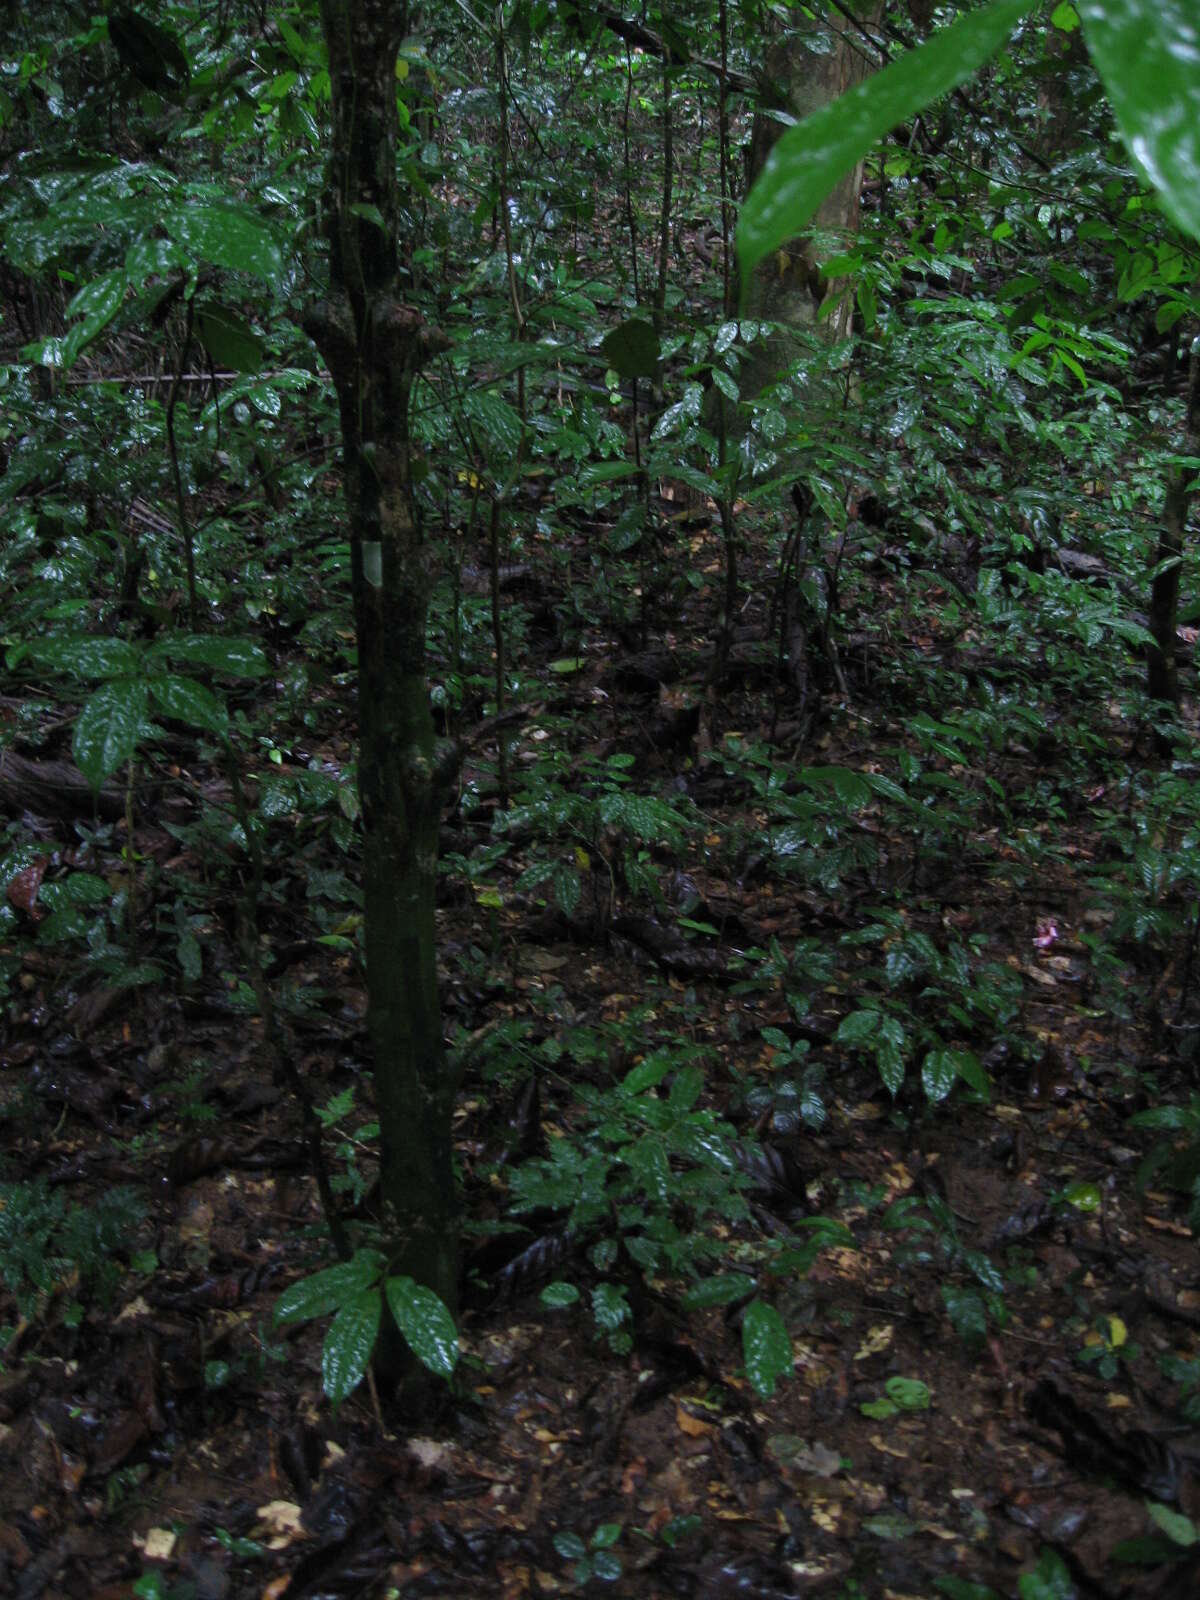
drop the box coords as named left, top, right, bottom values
left=855, top=1324, right=894, bottom=1360
left=871, top=1434, right=908, bottom=1458
left=676, top=1405, right=715, bottom=1437
left=1108, top=1315, right=1127, bottom=1348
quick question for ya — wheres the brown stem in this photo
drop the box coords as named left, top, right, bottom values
left=164, top=298, right=199, bottom=629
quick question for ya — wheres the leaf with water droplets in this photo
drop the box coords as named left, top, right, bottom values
left=1079, top=0, right=1200, bottom=243
left=737, top=0, right=1033, bottom=290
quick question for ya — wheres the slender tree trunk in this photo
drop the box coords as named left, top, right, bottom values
left=304, top=0, right=459, bottom=1350
left=1148, top=338, right=1200, bottom=724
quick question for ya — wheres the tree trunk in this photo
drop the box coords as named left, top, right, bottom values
left=1148, top=338, right=1199, bottom=725
left=305, top=0, right=459, bottom=1344
left=741, top=5, right=881, bottom=395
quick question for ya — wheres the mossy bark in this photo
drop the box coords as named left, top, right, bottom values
left=306, top=0, right=459, bottom=1342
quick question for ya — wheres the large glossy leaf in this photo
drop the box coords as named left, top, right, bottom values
left=168, top=202, right=282, bottom=283
left=921, top=1048, right=958, bottom=1103
left=108, top=7, right=190, bottom=92
left=149, top=675, right=229, bottom=736
left=600, top=317, right=660, bottom=380
left=463, top=391, right=525, bottom=456
left=1079, top=0, right=1200, bottom=243
left=385, top=1276, right=459, bottom=1378
left=154, top=635, right=271, bottom=677
left=274, top=1249, right=386, bottom=1325
left=73, top=679, right=148, bottom=788
left=29, top=635, right=142, bottom=679
left=125, top=234, right=186, bottom=284
left=683, top=1273, right=756, bottom=1310
left=195, top=304, right=265, bottom=374
left=64, top=270, right=126, bottom=359
left=622, top=1055, right=673, bottom=1095
left=737, top=0, right=1033, bottom=288
left=322, top=1286, right=382, bottom=1406
left=742, top=1298, right=793, bottom=1397
left=836, top=1009, right=880, bottom=1046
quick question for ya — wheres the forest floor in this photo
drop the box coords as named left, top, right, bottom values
left=2, top=503, right=1200, bottom=1600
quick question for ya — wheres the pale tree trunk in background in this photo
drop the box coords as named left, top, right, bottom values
left=741, top=3, right=882, bottom=396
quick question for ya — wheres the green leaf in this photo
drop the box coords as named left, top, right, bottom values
left=1078, top=0, right=1200, bottom=243
left=149, top=675, right=228, bottom=735
left=551, top=865, right=582, bottom=918
left=683, top=1273, right=757, bottom=1310
left=669, top=1064, right=704, bottom=1113
left=178, top=931, right=202, bottom=981
left=1146, top=1500, right=1199, bottom=1547
left=553, top=1532, right=587, bottom=1561
left=885, top=1376, right=931, bottom=1411
left=1018, top=1547, right=1073, bottom=1600
left=711, top=366, right=739, bottom=401
left=591, top=1282, right=631, bottom=1332
left=108, top=7, right=191, bottom=91
left=74, top=679, right=148, bottom=788
left=591, top=1550, right=622, bottom=1581
left=126, top=234, right=186, bottom=284
left=64, top=270, right=126, bottom=360
left=29, top=635, right=142, bottom=679
left=921, top=1049, right=958, bottom=1103
left=540, top=1281, right=581, bottom=1308
left=953, top=1050, right=989, bottom=1097
left=195, top=304, right=265, bottom=374
left=274, top=1250, right=386, bottom=1325
left=384, top=1276, right=459, bottom=1378
left=155, top=635, right=271, bottom=677
left=737, top=0, right=1033, bottom=289
left=600, top=318, right=660, bottom=380
left=742, top=1299, right=792, bottom=1397
left=1109, top=1534, right=1184, bottom=1566
left=860, top=1397, right=899, bottom=1419
left=622, top=1055, right=673, bottom=1095
left=626, top=1137, right=671, bottom=1205
left=464, top=390, right=525, bottom=455
left=578, top=461, right=640, bottom=488
left=322, top=1285, right=381, bottom=1406
left=591, top=1524, right=622, bottom=1550
left=661, top=1515, right=702, bottom=1548
left=108, top=6, right=190, bottom=90
left=1063, top=1180, right=1101, bottom=1212
left=835, top=1008, right=880, bottom=1046
left=935, top=1580, right=1003, bottom=1600
left=942, top=1284, right=987, bottom=1347
left=168, top=202, right=282, bottom=283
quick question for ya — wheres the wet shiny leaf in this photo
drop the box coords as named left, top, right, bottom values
left=1079, top=0, right=1200, bottom=242
left=385, top=1276, right=458, bottom=1378
left=738, top=0, right=1033, bottom=286
left=322, top=1286, right=381, bottom=1406
left=74, top=678, right=148, bottom=788
left=742, top=1298, right=792, bottom=1396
